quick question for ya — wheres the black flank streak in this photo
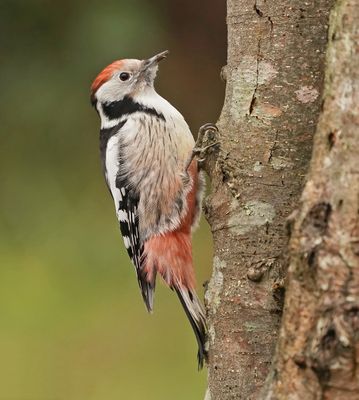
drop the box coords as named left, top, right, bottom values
left=103, top=95, right=165, bottom=121
left=156, top=207, right=162, bottom=225
left=158, top=171, right=164, bottom=187
left=176, top=197, right=184, bottom=213
left=148, top=122, right=152, bottom=142
left=150, top=126, right=154, bottom=147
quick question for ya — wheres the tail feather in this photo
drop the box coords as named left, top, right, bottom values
left=175, top=285, right=208, bottom=369
left=138, top=269, right=157, bottom=313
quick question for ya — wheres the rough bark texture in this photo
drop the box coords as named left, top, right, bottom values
left=260, top=1, right=359, bottom=399
left=203, top=1, right=333, bottom=399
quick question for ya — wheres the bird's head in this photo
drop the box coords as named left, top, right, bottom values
left=90, top=50, right=169, bottom=106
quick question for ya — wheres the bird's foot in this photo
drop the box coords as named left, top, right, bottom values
left=185, top=123, right=219, bottom=172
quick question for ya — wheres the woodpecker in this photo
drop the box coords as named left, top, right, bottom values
left=90, top=50, right=210, bottom=367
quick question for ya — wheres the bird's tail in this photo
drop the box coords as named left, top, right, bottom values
left=143, top=231, right=208, bottom=368
left=175, top=285, right=208, bottom=369
left=137, top=268, right=156, bottom=313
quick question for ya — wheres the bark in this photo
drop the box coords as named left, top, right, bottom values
left=260, top=1, right=359, bottom=399
left=203, top=1, right=333, bottom=399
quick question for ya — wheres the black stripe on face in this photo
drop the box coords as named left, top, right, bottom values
left=102, top=95, right=165, bottom=121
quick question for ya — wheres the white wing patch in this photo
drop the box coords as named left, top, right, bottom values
left=123, top=235, right=131, bottom=249
left=105, top=134, right=123, bottom=214
left=117, top=209, right=129, bottom=222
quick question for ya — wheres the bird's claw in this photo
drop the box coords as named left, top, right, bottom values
left=184, top=123, right=219, bottom=172
left=197, top=123, right=218, bottom=144
left=198, top=123, right=218, bottom=135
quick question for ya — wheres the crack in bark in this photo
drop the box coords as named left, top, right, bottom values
left=248, top=37, right=261, bottom=116
left=268, top=16, right=274, bottom=33
left=267, top=131, right=279, bottom=163
left=249, top=0, right=275, bottom=117
left=254, top=0, right=264, bottom=17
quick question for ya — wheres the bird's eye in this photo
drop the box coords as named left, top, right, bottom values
left=119, top=72, right=131, bottom=81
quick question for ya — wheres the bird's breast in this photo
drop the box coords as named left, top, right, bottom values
left=118, top=112, right=194, bottom=239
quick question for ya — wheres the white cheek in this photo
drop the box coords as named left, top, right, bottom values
left=96, top=76, right=136, bottom=104
left=96, top=80, right=123, bottom=103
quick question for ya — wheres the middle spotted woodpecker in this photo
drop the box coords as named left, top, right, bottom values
left=90, top=50, right=214, bottom=367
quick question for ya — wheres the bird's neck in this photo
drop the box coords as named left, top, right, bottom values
left=97, top=88, right=181, bottom=129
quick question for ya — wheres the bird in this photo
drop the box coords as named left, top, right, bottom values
left=90, top=50, right=209, bottom=367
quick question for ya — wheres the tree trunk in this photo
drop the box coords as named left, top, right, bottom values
left=260, top=1, right=359, bottom=398
left=204, top=1, right=333, bottom=399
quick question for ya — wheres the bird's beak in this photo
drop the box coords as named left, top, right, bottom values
left=142, top=50, right=169, bottom=71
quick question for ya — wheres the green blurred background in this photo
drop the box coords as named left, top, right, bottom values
left=0, top=1, right=225, bottom=398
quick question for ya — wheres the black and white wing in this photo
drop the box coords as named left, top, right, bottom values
left=115, top=175, right=156, bottom=312
left=100, top=122, right=155, bottom=312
